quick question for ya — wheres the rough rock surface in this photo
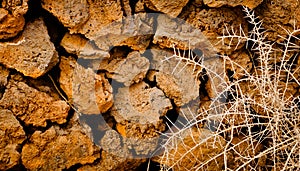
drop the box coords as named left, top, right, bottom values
left=59, top=56, right=113, bottom=114
left=0, top=0, right=298, bottom=170
left=0, top=75, right=70, bottom=127
left=79, top=143, right=144, bottom=171
left=256, top=0, right=300, bottom=41
left=225, top=50, right=252, bottom=80
left=149, top=47, right=201, bottom=107
left=153, top=14, right=217, bottom=57
left=22, top=126, right=99, bottom=170
left=144, top=0, right=189, bottom=17
left=153, top=128, right=229, bottom=171
left=0, top=18, right=58, bottom=78
left=41, top=0, right=89, bottom=28
left=0, top=65, right=9, bottom=98
left=112, top=82, right=172, bottom=124
left=42, top=0, right=124, bottom=44
left=203, top=0, right=264, bottom=9
left=0, top=109, right=26, bottom=170
left=180, top=6, right=248, bottom=54
left=72, top=0, right=123, bottom=39
left=110, top=82, right=171, bottom=155
left=0, top=0, right=28, bottom=39
left=0, top=65, right=9, bottom=86
left=91, top=13, right=153, bottom=53
left=99, top=51, right=150, bottom=86
left=60, top=33, right=110, bottom=59
left=100, top=129, right=155, bottom=159
left=44, top=0, right=152, bottom=52
left=135, top=0, right=146, bottom=13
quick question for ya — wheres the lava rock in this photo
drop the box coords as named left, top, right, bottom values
left=0, top=0, right=28, bottom=39
left=180, top=6, right=248, bottom=54
left=203, top=0, right=263, bottom=9
left=22, top=126, right=99, bottom=170
left=59, top=56, right=113, bottom=114
left=149, top=47, right=201, bottom=107
left=0, top=76, right=70, bottom=127
left=144, top=0, right=189, bottom=17
left=153, top=128, right=229, bottom=171
left=0, top=109, right=26, bottom=170
left=0, top=18, right=59, bottom=78
left=99, top=51, right=150, bottom=86
left=60, top=32, right=110, bottom=59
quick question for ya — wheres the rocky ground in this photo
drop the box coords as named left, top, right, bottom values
left=0, top=0, right=299, bottom=170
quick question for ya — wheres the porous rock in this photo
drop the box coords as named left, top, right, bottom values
left=144, top=0, right=189, bottom=17
left=91, top=13, right=153, bottom=53
left=203, top=0, right=263, bottom=9
left=153, top=128, right=229, bottom=171
left=41, top=0, right=89, bottom=28
left=0, top=65, right=9, bottom=98
left=121, top=0, right=132, bottom=16
left=79, top=130, right=145, bottom=171
left=153, top=14, right=217, bottom=57
left=0, top=65, right=9, bottom=87
left=0, top=0, right=28, bottom=39
left=22, top=126, right=99, bottom=170
left=180, top=6, right=248, bottom=54
left=225, top=50, right=252, bottom=80
left=149, top=47, right=201, bottom=107
left=59, top=56, right=113, bottom=114
left=71, top=0, right=123, bottom=39
left=135, top=0, right=146, bottom=13
left=0, top=76, right=70, bottom=127
left=60, top=32, right=110, bottom=59
left=99, top=51, right=150, bottom=86
left=256, top=0, right=300, bottom=41
left=0, top=18, right=59, bottom=78
left=42, top=0, right=124, bottom=46
left=0, top=109, right=26, bottom=170
left=111, top=82, right=172, bottom=124
left=111, top=82, right=171, bottom=155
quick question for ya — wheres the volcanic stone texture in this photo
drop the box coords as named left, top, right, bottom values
left=256, top=0, right=300, bottom=41
left=203, top=0, right=264, bottom=9
left=144, top=0, right=189, bottom=17
left=99, top=51, right=150, bottom=86
left=0, top=18, right=59, bottom=78
left=21, top=126, right=99, bottom=170
left=225, top=50, right=253, bottom=80
left=153, top=14, right=217, bottom=57
left=41, top=0, right=89, bottom=28
left=153, top=128, right=229, bottom=171
left=59, top=56, right=113, bottom=114
left=111, top=82, right=171, bottom=139
left=179, top=6, right=248, bottom=55
left=0, top=75, right=70, bottom=127
left=46, top=0, right=153, bottom=53
left=0, top=0, right=28, bottom=39
left=60, top=33, right=110, bottom=59
left=41, top=0, right=123, bottom=42
left=78, top=142, right=145, bottom=171
left=112, top=82, right=172, bottom=124
left=0, top=109, right=26, bottom=170
left=149, top=47, right=201, bottom=107
left=0, top=65, right=9, bottom=98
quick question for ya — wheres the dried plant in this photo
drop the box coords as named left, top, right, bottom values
left=158, top=6, right=300, bottom=171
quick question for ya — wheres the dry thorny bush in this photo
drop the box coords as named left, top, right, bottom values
left=158, top=6, right=300, bottom=171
